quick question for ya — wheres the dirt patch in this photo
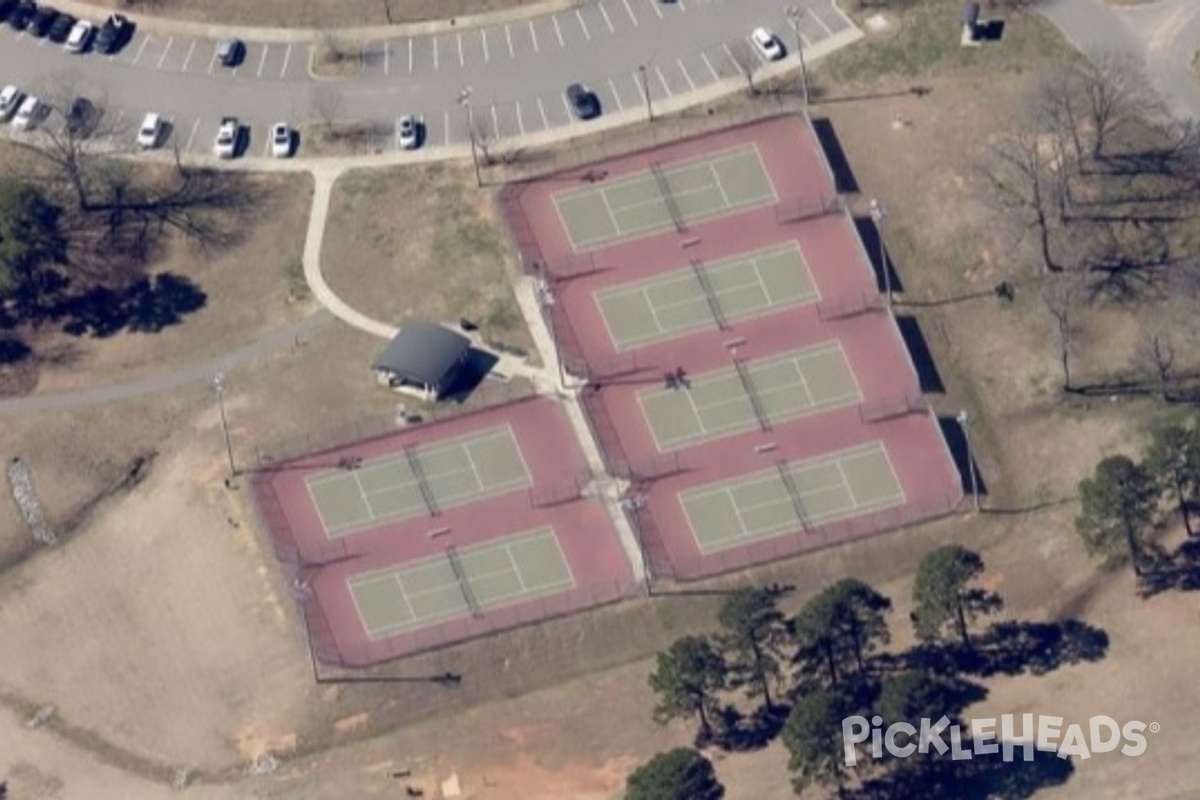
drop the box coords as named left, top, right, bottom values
left=309, top=39, right=363, bottom=78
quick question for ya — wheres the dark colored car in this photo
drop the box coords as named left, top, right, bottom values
left=93, top=13, right=131, bottom=54
left=565, top=83, right=601, bottom=121
left=46, top=11, right=73, bottom=41
left=63, top=96, right=98, bottom=137
left=216, top=38, right=244, bottom=67
left=27, top=4, right=57, bottom=36
left=7, top=0, right=36, bottom=29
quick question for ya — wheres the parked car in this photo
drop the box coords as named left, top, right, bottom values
left=397, top=115, right=420, bottom=150
left=750, top=26, right=784, bottom=61
left=26, top=3, right=56, bottom=36
left=565, top=83, right=601, bottom=121
left=137, top=112, right=162, bottom=149
left=12, top=95, right=41, bottom=131
left=269, top=122, right=292, bottom=158
left=64, top=18, right=93, bottom=52
left=0, top=85, right=23, bottom=122
left=6, top=0, right=35, bottom=29
left=63, top=96, right=98, bottom=137
left=93, top=13, right=131, bottom=54
left=216, top=38, right=244, bottom=67
left=46, top=10, right=73, bottom=41
left=213, top=116, right=239, bottom=158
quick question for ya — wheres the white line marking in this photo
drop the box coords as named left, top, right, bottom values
left=811, top=11, right=834, bottom=36
left=384, top=40, right=390, bottom=74
left=675, top=0, right=686, bottom=9
left=506, top=23, right=515, bottom=57
left=433, top=36, right=439, bottom=69
left=608, top=77, right=624, bottom=110
left=655, top=65, right=672, bottom=96
left=180, top=40, right=197, bottom=71
left=256, top=44, right=269, bottom=77
left=562, top=92, right=574, bottom=119
left=700, top=51, right=719, bottom=81
left=647, top=0, right=663, bottom=18
left=481, top=29, right=489, bottom=62
left=408, top=38, right=414, bottom=72
left=598, top=2, right=615, bottom=32
left=575, top=8, right=592, bottom=40
left=622, top=0, right=639, bottom=26
left=515, top=102, right=526, bottom=134
left=491, top=104, right=500, bottom=139
left=279, top=43, right=293, bottom=77
left=132, top=35, right=150, bottom=65
left=722, top=42, right=744, bottom=75
left=114, top=108, right=126, bottom=127
left=677, top=59, right=696, bottom=90
left=503, top=543, right=530, bottom=592
left=457, top=32, right=464, bottom=66
left=537, top=97, right=549, bottom=128
left=443, top=110, right=450, bottom=145
left=528, top=20, right=539, bottom=52
left=184, top=118, right=200, bottom=151
left=552, top=15, right=565, bottom=47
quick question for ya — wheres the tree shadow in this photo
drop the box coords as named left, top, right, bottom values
left=852, top=745, right=1073, bottom=799
left=0, top=337, right=33, bottom=365
left=1137, top=538, right=1200, bottom=597
left=708, top=702, right=790, bottom=753
left=58, top=273, right=207, bottom=337
left=899, top=620, right=1109, bottom=679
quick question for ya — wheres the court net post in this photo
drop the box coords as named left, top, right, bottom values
left=775, top=459, right=812, bottom=533
left=445, top=544, right=483, bottom=618
left=690, top=258, right=728, bottom=331
left=404, top=445, right=441, bottom=517
left=733, top=358, right=771, bottom=432
left=651, top=162, right=687, bottom=233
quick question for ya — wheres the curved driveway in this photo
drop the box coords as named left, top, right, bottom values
left=0, top=0, right=861, bottom=158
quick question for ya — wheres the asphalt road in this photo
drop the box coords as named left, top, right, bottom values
left=0, top=0, right=858, bottom=158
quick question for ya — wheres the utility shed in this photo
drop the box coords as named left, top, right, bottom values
left=373, top=322, right=470, bottom=401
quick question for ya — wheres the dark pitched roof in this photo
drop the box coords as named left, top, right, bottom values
left=372, top=323, right=470, bottom=388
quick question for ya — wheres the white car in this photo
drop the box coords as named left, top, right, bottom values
left=213, top=117, right=238, bottom=158
left=270, top=122, right=292, bottom=158
left=0, top=85, right=23, bottom=122
left=11, top=96, right=41, bottom=131
left=65, top=19, right=94, bottom=53
left=398, top=114, right=419, bottom=150
left=137, top=112, right=162, bottom=149
left=750, top=27, right=784, bottom=61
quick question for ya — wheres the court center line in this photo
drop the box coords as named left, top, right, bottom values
left=679, top=385, right=709, bottom=438
left=708, top=162, right=733, bottom=208
left=835, top=461, right=860, bottom=506
left=640, top=287, right=670, bottom=334
left=528, top=20, right=539, bottom=52
left=392, top=574, right=420, bottom=624
left=596, top=187, right=623, bottom=238
left=724, top=487, right=754, bottom=540
left=791, top=354, right=817, bottom=405
left=350, top=471, right=377, bottom=523
left=504, top=544, right=531, bottom=592
left=462, top=444, right=487, bottom=491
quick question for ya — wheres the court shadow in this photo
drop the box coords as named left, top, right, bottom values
left=938, top=415, right=989, bottom=500
left=854, top=216, right=904, bottom=297
left=894, top=316, right=944, bottom=394
left=811, top=118, right=859, bottom=194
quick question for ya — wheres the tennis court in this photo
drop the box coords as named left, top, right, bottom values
left=679, top=442, right=906, bottom=554
left=347, top=528, right=576, bottom=639
left=596, top=242, right=817, bottom=352
left=640, top=343, right=862, bottom=451
left=306, top=427, right=531, bottom=538
left=554, top=144, right=778, bottom=252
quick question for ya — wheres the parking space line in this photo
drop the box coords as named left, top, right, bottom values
left=722, top=43, right=745, bottom=75
left=180, top=40, right=197, bottom=71
left=457, top=32, right=464, bottom=66
left=655, top=66, right=672, bottom=96
left=598, top=3, right=615, bottom=33
left=207, top=45, right=218, bottom=73
left=528, top=20, right=539, bottom=53
left=257, top=44, right=269, bottom=77
left=481, top=29, right=489, bottom=62
left=184, top=118, right=200, bottom=151
left=132, top=35, right=150, bottom=65
left=384, top=40, right=390, bottom=74
left=700, top=52, right=719, bottom=81
left=408, top=39, right=414, bottom=72
left=443, top=110, right=450, bottom=145
left=280, top=43, right=292, bottom=77
left=811, top=12, right=834, bottom=36
left=678, top=59, right=696, bottom=90
left=608, top=77, right=624, bottom=110
left=433, top=36, right=439, bottom=69
left=516, top=102, right=526, bottom=134
left=575, top=9, right=591, bottom=40
left=675, top=0, right=686, bottom=9
left=505, top=24, right=515, bottom=57
left=647, top=0, right=662, bottom=19
left=537, top=97, right=549, bottom=128
left=622, top=0, right=639, bottom=25
left=491, top=105, right=499, bottom=139
left=561, top=93, right=573, bottom=119
left=114, top=108, right=126, bottom=127
left=552, top=16, right=565, bottom=47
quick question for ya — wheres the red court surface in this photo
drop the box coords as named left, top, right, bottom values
left=251, top=397, right=636, bottom=666
left=499, top=115, right=964, bottom=581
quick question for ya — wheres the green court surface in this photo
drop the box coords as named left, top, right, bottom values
left=306, top=427, right=531, bottom=538
left=554, top=145, right=778, bottom=252
left=679, top=442, right=906, bottom=554
left=596, top=242, right=817, bottom=352
left=640, top=343, right=862, bottom=451
left=348, top=528, right=576, bottom=639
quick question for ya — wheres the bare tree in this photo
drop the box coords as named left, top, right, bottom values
left=1134, top=330, right=1177, bottom=403
left=978, top=127, right=1064, bottom=275
left=308, top=85, right=345, bottom=139
left=1042, top=274, right=1081, bottom=392
left=1077, top=51, right=1160, bottom=163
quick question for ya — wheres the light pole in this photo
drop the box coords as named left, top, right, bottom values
left=785, top=6, right=809, bottom=106
left=638, top=64, right=654, bottom=123
left=957, top=410, right=980, bottom=513
left=213, top=372, right=236, bottom=481
left=457, top=86, right=482, bottom=188
left=868, top=198, right=891, bottom=305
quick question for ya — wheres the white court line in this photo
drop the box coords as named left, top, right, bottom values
left=622, top=0, right=639, bottom=25
left=708, top=162, right=732, bottom=207
left=528, top=20, right=539, bottom=52
left=515, top=102, right=526, bottom=134
left=647, top=0, right=663, bottom=18
left=608, top=77, right=624, bottom=110
left=150, top=37, right=170, bottom=70
left=598, top=2, right=615, bottom=33
left=132, top=35, right=151, bottom=65
left=457, top=32, right=464, bottom=66
left=677, top=59, right=696, bottom=90
left=835, top=461, right=860, bottom=506
left=722, top=43, right=744, bottom=75
left=280, top=43, right=292, bottom=77
left=392, top=574, right=420, bottom=625
left=350, top=471, right=376, bottom=522
left=597, top=188, right=623, bottom=237
left=506, top=23, right=515, bottom=57
left=180, top=40, right=197, bottom=71
left=183, top=118, right=200, bottom=151
left=481, top=29, right=489, bottom=62
left=552, top=15, right=565, bottom=47
left=408, top=38, right=414, bottom=72
left=725, top=487, right=754, bottom=540
left=655, top=66, right=672, bottom=96
left=700, top=52, right=719, bottom=81
left=462, top=445, right=486, bottom=491
left=575, top=8, right=592, bottom=40
left=503, top=544, right=530, bottom=592
left=433, top=36, right=439, bottom=69
left=257, top=44, right=269, bottom=77
left=680, top=384, right=709, bottom=436
left=639, top=287, right=670, bottom=334
left=537, top=97, right=549, bottom=128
